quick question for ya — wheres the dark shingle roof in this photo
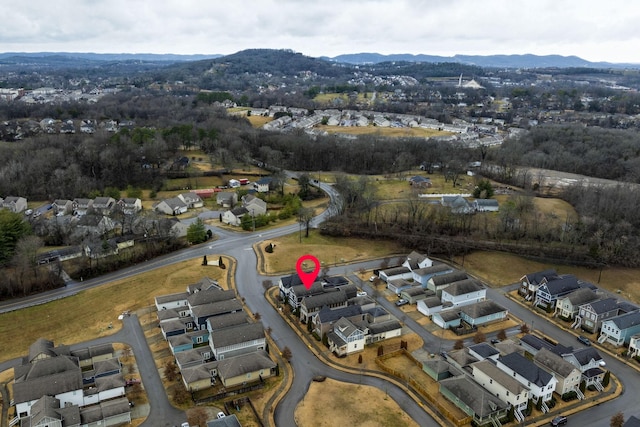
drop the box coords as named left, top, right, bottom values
left=523, top=269, right=558, bottom=285
left=217, top=350, right=275, bottom=380
left=608, top=311, right=640, bottom=330
left=210, top=322, right=265, bottom=348
left=316, top=305, right=362, bottom=323
left=499, top=352, right=553, bottom=387
left=534, top=348, right=578, bottom=377
left=442, top=278, right=483, bottom=296
left=191, top=300, right=243, bottom=320
left=460, top=300, right=507, bottom=319
left=187, top=288, right=236, bottom=307
left=439, top=376, right=508, bottom=418
left=588, top=297, right=620, bottom=314
left=430, top=270, right=468, bottom=286
left=207, top=311, right=250, bottom=331
left=301, top=290, right=347, bottom=310
left=13, top=356, right=83, bottom=404
left=468, top=343, right=499, bottom=359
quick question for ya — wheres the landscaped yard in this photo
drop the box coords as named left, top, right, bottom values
left=295, top=378, right=419, bottom=427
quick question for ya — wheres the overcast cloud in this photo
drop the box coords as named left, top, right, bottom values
left=2, top=0, right=639, bottom=63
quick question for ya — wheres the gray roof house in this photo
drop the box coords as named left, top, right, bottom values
left=459, top=300, right=508, bottom=326
left=216, top=192, right=238, bottom=208
left=599, top=311, right=640, bottom=346
left=534, top=348, right=583, bottom=397
left=216, top=350, right=276, bottom=387
left=154, top=196, right=188, bottom=215
left=496, top=352, right=557, bottom=404
left=439, top=376, right=509, bottom=425
left=556, top=288, right=600, bottom=319
left=471, top=360, right=529, bottom=413
left=209, top=322, right=266, bottom=360
left=91, top=197, right=116, bottom=215
left=1, top=196, right=28, bottom=213
left=241, top=194, right=267, bottom=216
left=299, top=289, right=348, bottom=323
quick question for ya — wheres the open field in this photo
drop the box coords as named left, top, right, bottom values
left=316, top=124, right=453, bottom=138
left=458, top=251, right=640, bottom=304
left=313, top=92, right=372, bottom=105
left=294, top=378, right=418, bottom=427
left=259, top=229, right=406, bottom=274
left=246, top=114, right=273, bottom=128
left=0, top=258, right=231, bottom=361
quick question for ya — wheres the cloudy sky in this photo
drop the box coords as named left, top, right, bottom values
left=3, top=0, right=640, bottom=63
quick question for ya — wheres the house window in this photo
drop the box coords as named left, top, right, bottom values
left=506, top=391, right=510, bottom=396
left=489, top=379, right=493, bottom=384
left=196, top=336, right=203, bottom=344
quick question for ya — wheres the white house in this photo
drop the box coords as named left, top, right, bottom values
left=628, top=334, right=640, bottom=358
left=417, top=296, right=444, bottom=317
left=222, top=206, right=249, bottom=226
left=471, top=360, right=529, bottom=414
left=327, top=317, right=365, bottom=356
left=496, top=352, right=557, bottom=406
left=440, top=279, right=486, bottom=308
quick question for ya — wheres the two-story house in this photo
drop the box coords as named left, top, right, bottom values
left=519, top=269, right=558, bottom=300
left=533, top=274, right=588, bottom=310
left=577, top=298, right=622, bottom=333
left=209, top=322, right=266, bottom=360
left=312, top=305, right=363, bottom=339
left=471, top=360, right=529, bottom=416
left=562, top=347, right=606, bottom=389
left=496, top=352, right=557, bottom=408
left=599, top=311, right=640, bottom=346
left=556, top=288, right=600, bottom=320
left=327, top=317, right=365, bottom=356
left=534, top=348, right=583, bottom=398
left=440, top=279, right=486, bottom=308
left=299, top=289, right=348, bottom=323
left=427, top=271, right=469, bottom=297
left=411, top=263, right=453, bottom=287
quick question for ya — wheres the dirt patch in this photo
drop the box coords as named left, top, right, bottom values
left=295, top=378, right=418, bottom=427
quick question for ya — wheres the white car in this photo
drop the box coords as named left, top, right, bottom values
left=216, top=412, right=226, bottom=419
left=181, top=423, right=189, bottom=427
left=369, top=276, right=377, bottom=282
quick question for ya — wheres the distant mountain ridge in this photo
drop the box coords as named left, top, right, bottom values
left=1, top=50, right=639, bottom=69
left=323, top=52, right=640, bottom=69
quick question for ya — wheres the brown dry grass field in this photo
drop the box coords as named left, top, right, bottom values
left=0, top=258, right=232, bottom=362
left=295, top=378, right=419, bottom=427
left=259, top=229, right=406, bottom=274
left=316, top=124, right=452, bottom=138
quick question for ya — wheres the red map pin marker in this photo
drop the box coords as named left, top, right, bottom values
left=296, top=254, right=321, bottom=290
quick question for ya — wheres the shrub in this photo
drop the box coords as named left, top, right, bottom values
left=561, top=391, right=577, bottom=401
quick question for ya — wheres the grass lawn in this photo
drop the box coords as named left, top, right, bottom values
left=295, top=378, right=418, bottom=427
left=246, top=115, right=273, bottom=128
left=259, top=229, right=406, bottom=274
left=316, top=124, right=453, bottom=138
left=0, top=257, right=232, bottom=362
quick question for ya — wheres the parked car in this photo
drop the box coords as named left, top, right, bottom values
left=491, top=339, right=501, bottom=344
left=395, top=299, right=409, bottom=307
left=550, top=415, right=567, bottom=426
left=369, top=275, right=377, bottom=282
left=577, top=335, right=591, bottom=346
left=216, top=412, right=226, bottom=419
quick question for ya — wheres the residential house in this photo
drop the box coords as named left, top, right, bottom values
left=534, top=348, right=583, bottom=398
left=206, top=311, right=250, bottom=333
left=312, top=305, right=363, bottom=339
left=556, top=288, right=600, bottom=320
left=175, top=347, right=213, bottom=371
left=379, top=266, right=413, bottom=284
left=117, top=198, right=142, bottom=214
left=518, top=334, right=572, bottom=358
left=299, top=289, right=348, bottom=323
left=241, top=194, right=267, bottom=216
left=179, top=192, right=204, bottom=209
left=168, top=329, right=210, bottom=354
left=599, top=311, right=640, bottom=346
left=84, top=239, right=118, bottom=259
left=472, top=199, right=499, bottom=212
left=91, top=197, right=116, bottom=215
left=75, top=214, right=115, bottom=237
left=207, top=414, right=242, bottom=427
left=496, top=352, right=557, bottom=406
left=216, top=350, right=277, bottom=387
left=399, top=286, right=429, bottom=304
left=624, top=416, right=640, bottom=427
left=278, top=273, right=304, bottom=301
left=402, top=251, right=433, bottom=271
left=209, top=322, right=266, bottom=360
left=52, top=199, right=73, bottom=215
left=253, top=177, right=273, bottom=193
left=471, top=360, right=529, bottom=416
left=216, top=192, right=238, bottom=208
left=439, top=376, right=509, bottom=426
left=187, top=277, right=222, bottom=294
left=428, top=271, right=469, bottom=296
left=417, top=296, right=445, bottom=317
left=440, top=279, right=486, bottom=308
left=155, top=292, right=190, bottom=311
left=577, top=297, right=622, bottom=333
left=562, top=347, right=606, bottom=388
left=519, top=269, right=558, bottom=299
left=187, top=288, right=236, bottom=309
left=432, top=310, right=462, bottom=329
left=408, top=175, right=432, bottom=188
left=72, top=198, right=93, bottom=216
left=366, top=317, right=402, bottom=344
left=18, top=395, right=81, bottom=427
left=459, top=300, right=508, bottom=326
left=411, top=263, right=454, bottom=287
left=468, top=343, right=500, bottom=362
left=286, top=282, right=324, bottom=310
left=160, top=317, right=194, bottom=339
left=386, top=278, right=415, bottom=295
left=629, top=334, right=640, bottom=358
left=222, top=206, right=249, bottom=226
left=154, top=196, right=188, bottom=216
left=2, top=196, right=28, bottom=213
left=534, top=274, right=591, bottom=309
left=191, top=300, right=244, bottom=330
left=441, top=195, right=472, bottom=214
left=181, top=361, right=219, bottom=392
left=327, top=317, right=365, bottom=356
